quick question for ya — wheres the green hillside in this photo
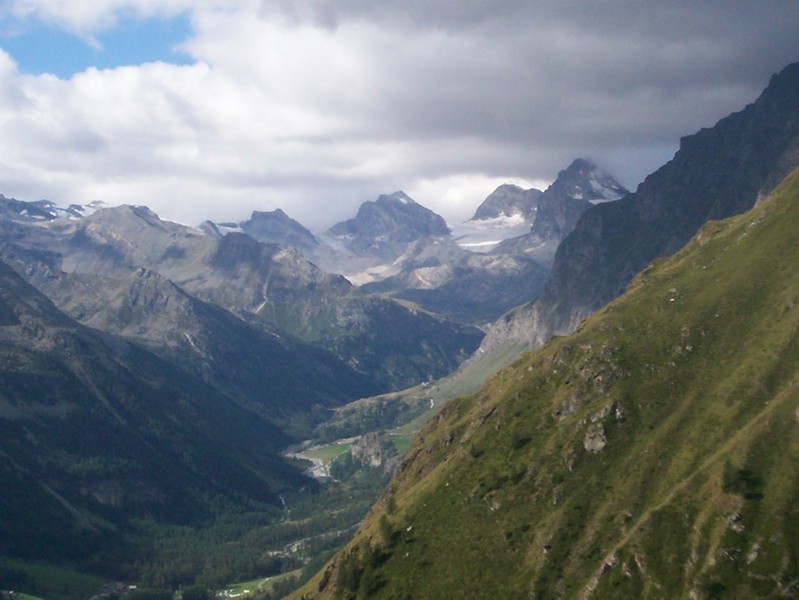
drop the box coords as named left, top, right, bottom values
left=296, top=167, right=799, bottom=599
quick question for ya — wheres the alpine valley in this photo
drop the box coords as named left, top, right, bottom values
left=293, top=64, right=799, bottom=600
left=0, top=60, right=797, bottom=600
left=0, top=151, right=623, bottom=596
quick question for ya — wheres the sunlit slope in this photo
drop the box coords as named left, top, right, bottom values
left=298, top=167, right=799, bottom=599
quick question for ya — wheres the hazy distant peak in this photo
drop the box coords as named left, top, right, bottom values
left=326, top=191, right=449, bottom=262
left=546, top=158, right=628, bottom=203
left=470, top=184, right=543, bottom=222
left=377, top=191, right=416, bottom=205
left=239, top=207, right=319, bottom=251
left=83, top=204, right=169, bottom=233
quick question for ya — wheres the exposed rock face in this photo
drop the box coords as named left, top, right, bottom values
left=350, top=432, right=399, bottom=473
left=327, top=191, right=450, bottom=262
left=470, top=184, right=542, bottom=221
left=479, top=62, right=799, bottom=358
left=531, top=158, right=627, bottom=241
left=583, top=423, right=607, bottom=452
left=491, top=159, right=628, bottom=267
left=239, top=208, right=319, bottom=252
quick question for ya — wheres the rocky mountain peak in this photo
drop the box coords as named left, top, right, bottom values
left=376, top=191, right=417, bottom=206
left=478, top=62, right=799, bottom=363
left=0, top=196, right=112, bottom=223
left=240, top=208, right=319, bottom=251
left=470, top=184, right=543, bottom=222
left=529, top=159, right=628, bottom=242
left=326, top=191, right=450, bottom=261
left=0, top=194, right=56, bottom=222
left=545, top=158, right=628, bottom=204
left=84, top=204, right=168, bottom=232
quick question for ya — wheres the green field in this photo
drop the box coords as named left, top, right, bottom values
left=301, top=441, right=353, bottom=464
left=0, top=558, right=106, bottom=600
left=221, top=570, right=301, bottom=597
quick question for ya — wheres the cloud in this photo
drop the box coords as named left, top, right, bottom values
left=0, top=2, right=798, bottom=231
left=4, top=0, right=200, bottom=37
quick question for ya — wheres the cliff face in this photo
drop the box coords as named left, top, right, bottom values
left=479, top=61, right=799, bottom=357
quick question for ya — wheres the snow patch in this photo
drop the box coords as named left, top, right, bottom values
left=450, top=215, right=531, bottom=253
left=217, top=223, right=244, bottom=235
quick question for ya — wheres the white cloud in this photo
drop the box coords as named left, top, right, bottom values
left=0, top=2, right=798, bottom=230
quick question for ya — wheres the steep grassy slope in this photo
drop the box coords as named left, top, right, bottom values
left=296, top=168, right=799, bottom=599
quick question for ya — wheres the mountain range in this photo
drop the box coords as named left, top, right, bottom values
left=283, top=60, right=799, bottom=600
left=357, top=160, right=627, bottom=324
left=0, top=201, right=483, bottom=396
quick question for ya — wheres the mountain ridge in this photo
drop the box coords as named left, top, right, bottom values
left=477, top=60, right=799, bottom=359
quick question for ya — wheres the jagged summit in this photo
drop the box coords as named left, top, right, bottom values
left=377, top=190, right=417, bottom=205
left=239, top=208, right=319, bottom=251
left=545, top=158, right=628, bottom=204
left=469, top=184, right=542, bottom=222
left=0, top=195, right=110, bottom=222
left=478, top=60, right=799, bottom=360
left=468, top=159, right=625, bottom=227
left=529, top=159, right=628, bottom=242
left=327, top=190, right=450, bottom=261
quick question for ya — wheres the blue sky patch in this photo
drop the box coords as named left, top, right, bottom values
left=0, top=13, right=194, bottom=78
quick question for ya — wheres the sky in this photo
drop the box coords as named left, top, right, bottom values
left=0, top=2, right=798, bottom=231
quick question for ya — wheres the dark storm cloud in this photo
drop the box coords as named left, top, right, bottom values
left=257, top=0, right=799, bottom=190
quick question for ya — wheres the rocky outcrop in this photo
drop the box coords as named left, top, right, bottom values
left=583, top=424, right=607, bottom=453
left=350, top=432, right=400, bottom=473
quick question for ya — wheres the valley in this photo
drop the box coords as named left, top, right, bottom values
left=0, top=36, right=797, bottom=600
left=295, top=142, right=799, bottom=600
